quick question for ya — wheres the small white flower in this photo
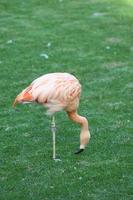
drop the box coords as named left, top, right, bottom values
left=47, top=42, right=51, bottom=47
left=92, top=12, right=105, bottom=17
left=106, top=46, right=110, bottom=50
left=5, top=127, right=10, bottom=131
left=7, top=40, right=13, bottom=44
left=40, top=53, right=49, bottom=59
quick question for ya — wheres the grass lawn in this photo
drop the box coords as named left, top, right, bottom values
left=0, top=0, right=133, bottom=199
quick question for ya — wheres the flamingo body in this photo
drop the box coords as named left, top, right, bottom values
left=14, top=73, right=90, bottom=153
left=15, top=73, right=81, bottom=114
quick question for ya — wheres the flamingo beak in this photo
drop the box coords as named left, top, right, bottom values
left=13, top=97, right=18, bottom=107
left=75, top=148, right=84, bottom=154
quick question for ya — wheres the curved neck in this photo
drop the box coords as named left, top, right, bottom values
left=67, top=111, right=88, bottom=131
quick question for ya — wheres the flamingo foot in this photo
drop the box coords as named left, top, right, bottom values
left=74, top=148, right=84, bottom=154
left=53, top=157, right=62, bottom=162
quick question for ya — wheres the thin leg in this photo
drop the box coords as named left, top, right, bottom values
left=51, top=116, right=56, bottom=159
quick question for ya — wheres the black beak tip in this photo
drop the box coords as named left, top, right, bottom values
left=74, top=148, right=84, bottom=154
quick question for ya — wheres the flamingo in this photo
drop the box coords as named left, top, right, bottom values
left=13, top=73, right=90, bottom=159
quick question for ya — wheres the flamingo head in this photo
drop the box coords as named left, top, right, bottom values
left=13, top=94, right=23, bottom=107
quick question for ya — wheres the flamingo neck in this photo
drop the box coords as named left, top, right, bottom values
left=67, top=111, right=90, bottom=150
left=67, top=111, right=89, bottom=131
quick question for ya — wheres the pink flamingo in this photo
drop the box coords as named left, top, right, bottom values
left=13, top=73, right=90, bottom=159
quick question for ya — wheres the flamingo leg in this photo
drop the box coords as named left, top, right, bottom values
left=51, top=115, right=56, bottom=159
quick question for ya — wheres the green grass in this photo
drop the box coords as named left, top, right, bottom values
left=0, top=0, right=133, bottom=199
